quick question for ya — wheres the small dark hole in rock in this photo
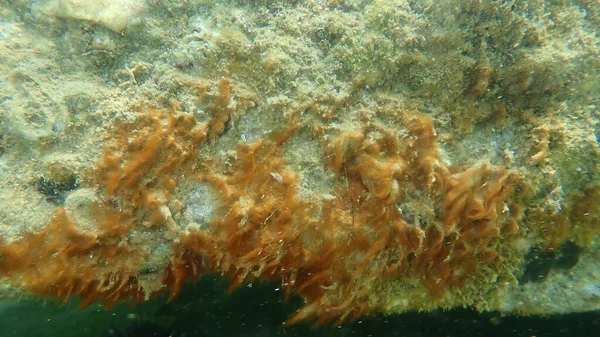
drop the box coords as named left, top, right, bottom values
left=36, top=176, right=80, bottom=205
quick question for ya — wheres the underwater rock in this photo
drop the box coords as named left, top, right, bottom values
left=46, top=0, right=147, bottom=32
left=0, top=0, right=598, bottom=328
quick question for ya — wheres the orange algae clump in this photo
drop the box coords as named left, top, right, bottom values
left=0, top=80, right=229, bottom=307
left=207, top=78, right=232, bottom=138
left=321, top=117, right=521, bottom=297
left=0, top=104, right=212, bottom=307
left=418, top=162, right=520, bottom=293
left=0, top=209, right=145, bottom=307
left=471, top=57, right=492, bottom=97
left=171, top=115, right=521, bottom=325
left=182, top=135, right=386, bottom=325
left=0, top=77, right=523, bottom=326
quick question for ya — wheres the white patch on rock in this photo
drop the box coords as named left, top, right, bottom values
left=47, top=0, right=147, bottom=32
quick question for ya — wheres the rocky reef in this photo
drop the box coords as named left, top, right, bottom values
left=0, top=0, right=598, bottom=326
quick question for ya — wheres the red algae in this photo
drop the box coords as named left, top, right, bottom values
left=0, top=80, right=524, bottom=326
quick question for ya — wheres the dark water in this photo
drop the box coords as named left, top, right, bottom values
left=1, top=276, right=599, bottom=337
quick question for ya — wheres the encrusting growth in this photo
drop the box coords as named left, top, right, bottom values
left=0, top=79, right=524, bottom=325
